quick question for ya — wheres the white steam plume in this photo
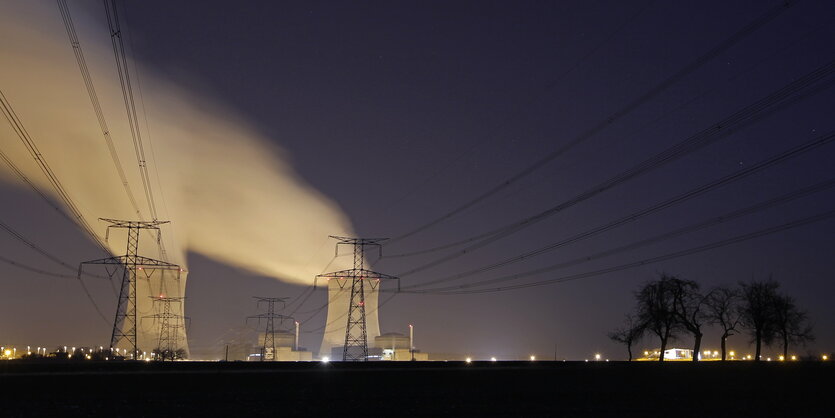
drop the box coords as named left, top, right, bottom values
left=0, top=1, right=353, bottom=284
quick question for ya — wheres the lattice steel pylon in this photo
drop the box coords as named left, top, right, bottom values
left=316, top=236, right=399, bottom=361
left=78, top=218, right=182, bottom=359
left=144, top=296, right=187, bottom=360
left=247, top=297, right=292, bottom=361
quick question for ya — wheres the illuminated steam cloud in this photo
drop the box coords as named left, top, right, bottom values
left=0, top=1, right=354, bottom=284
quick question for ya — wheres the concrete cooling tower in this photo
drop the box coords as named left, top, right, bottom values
left=320, top=278, right=381, bottom=359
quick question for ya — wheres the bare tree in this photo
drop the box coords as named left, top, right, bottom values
left=739, top=280, right=779, bottom=361
left=636, top=274, right=681, bottom=361
left=706, top=286, right=742, bottom=360
left=153, top=347, right=187, bottom=361
left=772, top=294, right=814, bottom=359
left=670, top=278, right=709, bottom=362
left=608, top=314, right=644, bottom=361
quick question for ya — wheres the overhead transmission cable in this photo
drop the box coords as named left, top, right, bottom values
left=405, top=208, right=835, bottom=295
left=0, top=218, right=108, bottom=279
left=393, top=58, right=835, bottom=278
left=103, top=0, right=172, bottom=262
left=406, top=176, right=835, bottom=294
left=56, top=0, right=142, bottom=219
left=386, top=0, right=797, bottom=246
left=0, top=148, right=73, bottom=223
left=0, top=254, right=77, bottom=279
left=382, top=1, right=655, bottom=214
left=102, top=0, right=157, bottom=220
left=383, top=17, right=829, bottom=260
left=120, top=0, right=181, bottom=253
left=0, top=90, right=113, bottom=323
left=401, top=130, right=835, bottom=290
left=0, top=90, right=108, bottom=253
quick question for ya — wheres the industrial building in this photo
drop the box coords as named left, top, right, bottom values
left=250, top=330, right=312, bottom=361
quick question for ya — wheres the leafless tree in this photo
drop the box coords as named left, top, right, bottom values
left=670, top=278, right=709, bottom=362
left=608, top=314, right=645, bottom=361
left=772, top=294, right=814, bottom=359
left=635, top=274, right=681, bottom=361
left=706, top=286, right=742, bottom=360
left=739, top=280, right=779, bottom=361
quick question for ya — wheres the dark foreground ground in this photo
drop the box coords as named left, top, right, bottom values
left=0, top=360, right=831, bottom=417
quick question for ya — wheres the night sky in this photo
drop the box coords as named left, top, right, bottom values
left=1, top=0, right=834, bottom=360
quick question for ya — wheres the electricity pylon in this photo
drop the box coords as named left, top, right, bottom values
left=247, top=297, right=292, bottom=361
left=144, top=296, right=188, bottom=360
left=78, top=218, right=182, bottom=359
left=316, top=236, right=399, bottom=361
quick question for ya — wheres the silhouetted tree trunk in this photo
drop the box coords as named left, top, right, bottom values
left=782, top=335, right=789, bottom=359
left=754, top=330, right=762, bottom=361
left=707, top=286, right=742, bottom=361
left=720, top=332, right=730, bottom=361
left=609, top=314, right=644, bottom=361
left=635, top=275, right=680, bottom=363
left=692, top=332, right=703, bottom=361
left=740, top=280, right=779, bottom=362
left=669, top=278, right=707, bottom=362
left=772, top=293, right=814, bottom=359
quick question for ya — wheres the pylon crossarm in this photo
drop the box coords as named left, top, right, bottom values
left=317, top=269, right=397, bottom=280
left=100, top=218, right=169, bottom=228
left=80, top=255, right=181, bottom=269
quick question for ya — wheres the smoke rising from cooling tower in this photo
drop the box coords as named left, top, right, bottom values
left=0, top=1, right=354, bottom=284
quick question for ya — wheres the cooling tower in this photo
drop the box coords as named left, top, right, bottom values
left=320, top=278, right=381, bottom=358
left=112, top=268, right=189, bottom=358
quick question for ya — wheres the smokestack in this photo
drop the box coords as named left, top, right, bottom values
left=294, top=321, right=299, bottom=351
left=409, top=324, right=414, bottom=361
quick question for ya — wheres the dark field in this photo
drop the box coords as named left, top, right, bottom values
left=0, top=360, right=831, bottom=417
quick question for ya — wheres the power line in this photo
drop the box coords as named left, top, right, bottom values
left=382, top=0, right=655, bottom=215
left=404, top=207, right=835, bottom=295
left=0, top=146, right=72, bottom=223
left=56, top=0, right=143, bottom=219
left=408, top=177, right=835, bottom=294
left=401, top=130, right=835, bottom=290
left=283, top=253, right=340, bottom=317
left=393, top=58, right=835, bottom=278
left=102, top=0, right=175, bottom=263
left=103, top=0, right=158, bottom=221
left=0, top=90, right=107, bottom=252
left=0, top=89, right=113, bottom=323
left=0, top=218, right=107, bottom=280
left=386, top=0, right=797, bottom=245
left=0, top=254, right=76, bottom=279
left=382, top=16, right=830, bottom=260
left=119, top=0, right=179, bottom=257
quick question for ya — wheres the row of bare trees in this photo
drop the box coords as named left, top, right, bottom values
left=609, top=274, right=814, bottom=361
